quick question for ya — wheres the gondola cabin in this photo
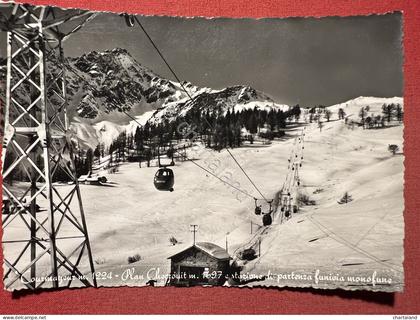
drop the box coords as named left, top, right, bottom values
left=154, top=168, right=174, bottom=191
left=167, top=242, right=231, bottom=286
left=262, top=213, right=272, bottom=226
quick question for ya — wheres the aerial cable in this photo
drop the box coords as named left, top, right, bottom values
left=225, top=148, right=268, bottom=202
left=186, top=157, right=258, bottom=200
left=53, top=19, right=270, bottom=204
left=52, top=61, right=260, bottom=200
left=120, top=112, right=258, bottom=200
left=133, top=16, right=195, bottom=102
left=132, top=16, right=270, bottom=203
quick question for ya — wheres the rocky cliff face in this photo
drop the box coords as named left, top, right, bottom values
left=0, top=47, right=287, bottom=149
left=64, top=48, right=193, bottom=121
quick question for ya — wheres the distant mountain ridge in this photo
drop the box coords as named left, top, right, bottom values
left=61, top=48, right=289, bottom=148
left=64, top=47, right=193, bottom=122
left=1, top=48, right=402, bottom=151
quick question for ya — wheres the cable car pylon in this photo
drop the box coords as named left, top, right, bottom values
left=278, top=128, right=305, bottom=223
left=1, top=4, right=97, bottom=290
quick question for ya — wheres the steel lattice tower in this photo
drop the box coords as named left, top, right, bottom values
left=1, top=4, right=97, bottom=290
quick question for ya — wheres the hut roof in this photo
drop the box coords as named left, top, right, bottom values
left=168, top=242, right=230, bottom=261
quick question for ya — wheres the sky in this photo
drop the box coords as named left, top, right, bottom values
left=1, top=11, right=403, bottom=107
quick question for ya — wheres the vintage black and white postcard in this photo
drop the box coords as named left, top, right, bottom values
left=0, top=4, right=404, bottom=292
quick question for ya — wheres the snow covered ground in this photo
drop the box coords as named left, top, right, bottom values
left=2, top=97, right=404, bottom=291
left=82, top=99, right=404, bottom=291
left=328, top=96, right=403, bottom=121
left=70, top=110, right=156, bottom=150
left=245, top=118, right=404, bottom=291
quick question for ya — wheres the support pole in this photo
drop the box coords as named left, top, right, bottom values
left=1, top=4, right=96, bottom=290
left=190, top=224, right=198, bottom=245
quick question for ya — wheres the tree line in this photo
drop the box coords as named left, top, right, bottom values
left=121, top=105, right=301, bottom=156
left=71, top=105, right=302, bottom=174
left=358, top=103, right=403, bottom=129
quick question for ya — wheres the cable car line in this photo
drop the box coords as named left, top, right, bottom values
left=45, top=57, right=174, bottom=192
left=54, top=16, right=271, bottom=200
left=278, top=128, right=305, bottom=222
left=225, top=148, right=268, bottom=202
left=121, top=110, right=141, bottom=124
left=184, top=156, right=258, bottom=200
left=133, top=16, right=195, bottom=103
left=117, top=110, right=259, bottom=200
left=131, top=16, right=270, bottom=202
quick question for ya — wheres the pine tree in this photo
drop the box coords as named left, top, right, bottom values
left=382, top=103, right=395, bottom=123
left=338, top=108, right=346, bottom=120
left=395, top=104, right=403, bottom=122
left=359, top=107, right=366, bottom=125
left=134, top=126, right=144, bottom=154
left=388, top=144, right=399, bottom=155
left=93, top=144, right=101, bottom=159
left=248, top=113, right=258, bottom=134
left=268, top=109, right=276, bottom=131
left=86, top=148, right=93, bottom=173
left=293, top=104, right=301, bottom=121
left=338, top=192, right=353, bottom=204
left=324, top=110, right=332, bottom=122
left=234, top=121, right=242, bottom=147
left=318, top=121, right=323, bottom=132
left=365, top=116, right=372, bottom=129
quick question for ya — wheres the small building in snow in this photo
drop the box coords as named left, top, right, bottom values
left=167, top=242, right=231, bottom=287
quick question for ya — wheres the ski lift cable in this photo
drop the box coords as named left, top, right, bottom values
left=283, top=143, right=297, bottom=191
left=185, top=155, right=258, bottom=200
left=56, top=60, right=258, bottom=199
left=51, top=17, right=269, bottom=203
left=132, top=16, right=270, bottom=203
left=122, top=109, right=141, bottom=125
left=281, top=129, right=302, bottom=206
left=225, top=148, right=268, bottom=202
left=118, top=110, right=259, bottom=200
left=133, top=16, right=195, bottom=102
left=41, top=16, right=269, bottom=204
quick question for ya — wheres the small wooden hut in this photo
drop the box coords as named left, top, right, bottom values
left=167, top=242, right=231, bottom=286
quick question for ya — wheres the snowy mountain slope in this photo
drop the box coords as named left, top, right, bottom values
left=63, top=48, right=291, bottom=149
left=4, top=95, right=404, bottom=291
left=80, top=102, right=402, bottom=290
left=326, top=96, right=403, bottom=121
left=0, top=47, right=191, bottom=146
left=147, top=85, right=288, bottom=125
left=65, top=48, right=193, bottom=121
left=65, top=49, right=291, bottom=124
left=2, top=47, right=295, bottom=150
left=239, top=100, right=404, bottom=291
left=69, top=111, right=156, bottom=150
